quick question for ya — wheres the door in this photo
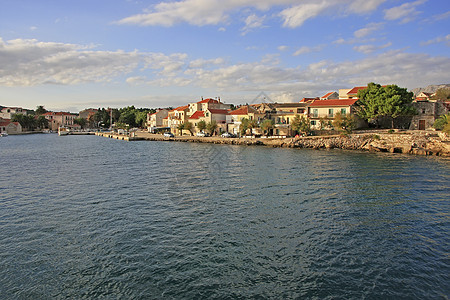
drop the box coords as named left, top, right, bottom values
left=419, top=120, right=425, bottom=130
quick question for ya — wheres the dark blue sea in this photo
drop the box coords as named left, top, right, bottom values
left=0, top=134, right=449, bottom=299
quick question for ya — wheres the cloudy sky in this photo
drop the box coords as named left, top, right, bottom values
left=0, top=0, right=449, bottom=112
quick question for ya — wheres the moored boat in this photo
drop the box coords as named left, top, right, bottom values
left=58, top=127, right=69, bottom=136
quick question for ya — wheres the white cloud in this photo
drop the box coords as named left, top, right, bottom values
left=353, top=42, right=392, bottom=54
left=420, top=34, right=450, bottom=46
left=241, top=14, right=266, bottom=35
left=278, top=45, right=289, bottom=51
left=117, top=0, right=386, bottom=29
left=384, top=0, right=427, bottom=23
left=354, top=22, right=384, bottom=38
left=293, top=45, right=323, bottom=56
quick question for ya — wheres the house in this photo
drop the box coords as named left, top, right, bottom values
left=271, top=103, right=310, bottom=136
left=320, top=92, right=339, bottom=100
left=188, top=108, right=229, bottom=134
left=415, top=92, right=435, bottom=102
left=167, top=105, right=189, bottom=134
left=147, top=109, right=169, bottom=133
left=410, top=100, right=450, bottom=130
left=308, top=99, right=359, bottom=129
left=79, top=108, right=98, bottom=120
left=339, top=86, right=367, bottom=99
left=227, top=105, right=265, bottom=135
left=299, top=97, right=318, bottom=103
left=187, top=98, right=231, bottom=116
left=43, top=112, right=78, bottom=130
left=0, top=118, right=22, bottom=134
left=0, top=107, right=29, bottom=119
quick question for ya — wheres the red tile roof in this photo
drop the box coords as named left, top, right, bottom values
left=299, top=97, right=318, bottom=103
left=189, top=111, right=205, bottom=119
left=198, top=98, right=219, bottom=104
left=322, top=92, right=334, bottom=98
left=229, top=106, right=257, bottom=115
left=207, top=109, right=229, bottom=114
left=347, top=86, right=367, bottom=95
left=309, top=99, right=358, bottom=107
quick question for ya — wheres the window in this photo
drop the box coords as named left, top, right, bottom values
left=287, top=118, right=290, bottom=124
left=328, top=109, right=334, bottom=117
left=206, top=112, right=209, bottom=117
left=311, top=120, right=316, bottom=126
left=341, top=108, right=346, bottom=115
left=312, top=109, right=318, bottom=118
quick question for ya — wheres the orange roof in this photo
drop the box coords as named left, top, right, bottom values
left=228, top=106, right=257, bottom=115
left=322, top=92, right=334, bottom=98
left=207, top=109, right=229, bottom=114
left=189, top=111, right=205, bottom=119
left=170, top=105, right=189, bottom=112
left=347, top=86, right=367, bottom=95
left=300, top=97, right=318, bottom=103
left=198, top=98, right=219, bottom=104
left=309, top=99, right=358, bottom=107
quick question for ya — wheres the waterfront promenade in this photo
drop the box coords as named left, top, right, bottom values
left=95, top=130, right=450, bottom=156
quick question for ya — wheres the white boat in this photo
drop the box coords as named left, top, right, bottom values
left=58, top=127, right=69, bottom=136
left=0, top=132, right=8, bottom=137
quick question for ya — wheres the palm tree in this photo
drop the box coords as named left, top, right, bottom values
left=177, top=123, right=185, bottom=135
left=248, top=119, right=258, bottom=136
left=197, top=120, right=206, bottom=132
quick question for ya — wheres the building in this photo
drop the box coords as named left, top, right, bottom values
left=167, top=105, right=190, bottom=134
left=43, top=112, right=78, bottom=130
left=415, top=92, right=435, bottom=102
left=227, top=105, right=265, bottom=135
left=308, top=99, right=359, bottom=129
left=147, top=109, right=169, bottom=132
left=410, top=100, right=450, bottom=130
left=320, top=92, right=339, bottom=100
left=0, top=107, right=29, bottom=119
left=0, top=118, right=22, bottom=134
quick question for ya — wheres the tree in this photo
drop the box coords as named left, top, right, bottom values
left=355, top=82, right=415, bottom=128
left=248, top=119, right=258, bottom=136
left=36, top=115, right=49, bottom=129
left=183, top=121, right=193, bottom=136
left=197, top=120, right=206, bottom=132
left=135, top=111, right=147, bottom=128
left=118, top=110, right=136, bottom=128
left=260, top=119, right=274, bottom=137
left=176, top=123, right=184, bottom=135
left=35, top=105, right=47, bottom=115
left=74, top=117, right=87, bottom=129
left=206, top=120, right=218, bottom=136
left=431, top=88, right=450, bottom=100
left=240, top=118, right=249, bottom=136
left=433, top=113, right=449, bottom=131
left=332, top=112, right=356, bottom=134
left=12, top=114, right=36, bottom=131
left=291, top=114, right=311, bottom=135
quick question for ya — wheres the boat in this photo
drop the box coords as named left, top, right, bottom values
left=58, top=127, right=69, bottom=136
left=0, top=132, right=8, bottom=137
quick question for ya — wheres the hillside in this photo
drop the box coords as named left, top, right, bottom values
left=412, top=84, right=450, bottom=95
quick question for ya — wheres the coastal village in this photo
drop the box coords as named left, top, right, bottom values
left=1, top=84, right=449, bottom=138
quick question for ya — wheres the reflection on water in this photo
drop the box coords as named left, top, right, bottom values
left=0, top=134, right=449, bottom=298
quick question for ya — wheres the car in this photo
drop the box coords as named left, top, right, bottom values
left=196, top=131, right=210, bottom=137
left=163, top=132, right=174, bottom=137
left=221, top=132, right=235, bottom=138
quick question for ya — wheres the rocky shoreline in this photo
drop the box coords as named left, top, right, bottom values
left=98, top=131, right=450, bottom=157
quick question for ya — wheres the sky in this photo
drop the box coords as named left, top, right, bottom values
left=0, top=0, right=449, bottom=112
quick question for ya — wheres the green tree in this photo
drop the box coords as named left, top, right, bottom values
left=332, top=112, right=356, bottom=134
left=318, top=117, right=331, bottom=130
left=240, top=118, right=249, bottom=136
left=431, top=88, right=450, bottom=100
left=291, top=114, right=302, bottom=134
left=12, top=114, right=36, bottom=131
left=206, top=120, right=218, bottom=136
left=177, top=123, right=185, bottom=135
left=36, top=115, right=49, bottom=129
left=355, top=82, right=415, bottom=128
left=74, top=117, right=87, bottom=129
left=183, top=121, right=193, bottom=136
left=135, top=111, right=147, bottom=128
left=248, top=119, right=258, bottom=136
left=433, top=113, right=449, bottom=131
left=260, top=119, right=274, bottom=137
left=197, top=120, right=207, bottom=132
left=118, top=110, right=136, bottom=128
left=35, top=105, right=47, bottom=115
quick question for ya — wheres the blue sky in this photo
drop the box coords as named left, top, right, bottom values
left=0, top=0, right=449, bottom=112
